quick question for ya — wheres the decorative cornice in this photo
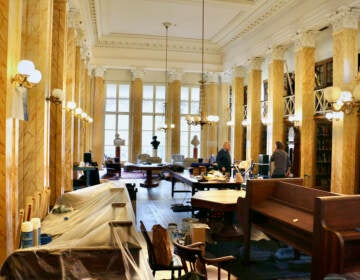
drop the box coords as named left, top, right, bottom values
left=331, top=7, right=359, bottom=33
left=168, top=70, right=183, bottom=83
left=205, top=72, right=219, bottom=84
left=294, top=30, right=316, bottom=51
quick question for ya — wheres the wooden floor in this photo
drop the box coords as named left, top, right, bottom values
left=120, top=177, right=193, bottom=232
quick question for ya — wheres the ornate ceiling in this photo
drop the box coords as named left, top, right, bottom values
left=70, top=0, right=360, bottom=73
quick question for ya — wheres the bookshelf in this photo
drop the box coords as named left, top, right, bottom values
left=315, top=121, right=332, bottom=191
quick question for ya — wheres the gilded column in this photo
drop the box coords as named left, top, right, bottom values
left=129, top=70, right=144, bottom=162
left=49, top=0, right=67, bottom=205
left=247, top=57, right=263, bottom=166
left=294, top=31, right=316, bottom=187
left=87, top=66, right=95, bottom=151
left=268, top=46, right=285, bottom=151
left=63, top=9, right=77, bottom=192
left=92, top=67, right=105, bottom=168
left=219, top=72, right=231, bottom=151
left=79, top=54, right=88, bottom=156
left=330, top=11, right=359, bottom=194
left=232, top=66, right=246, bottom=161
left=205, top=72, right=218, bottom=157
left=168, top=71, right=182, bottom=158
left=19, top=0, right=52, bottom=204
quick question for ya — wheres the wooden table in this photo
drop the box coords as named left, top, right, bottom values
left=191, top=189, right=246, bottom=240
left=124, top=163, right=169, bottom=188
left=168, top=170, right=243, bottom=197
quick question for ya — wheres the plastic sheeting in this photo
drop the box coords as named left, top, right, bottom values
left=0, top=182, right=152, bottom=280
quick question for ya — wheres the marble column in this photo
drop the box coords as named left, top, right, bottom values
left=129, top=70, right=144, bottom=162
left=73, top=43, right=82, bottom=163
left=219, top=72, right=232, bottom=151
left=0, top=0, right=22, bottom=263
left=247, top=57, right=263, bottom=167
left=49, top=0, right=67, bottom=205
left=205, top=72, right=218, bottom=157
left=268, top=46, right=285, bottom=152
left=168, top=71, right=182, bottom=157
left=64, top=10, right=77, bottom=192
left=294, top=31, right=316, bottom=187
left=232, top=66, right=246, bottom=161
left=92, top=67, right=105, bottom=167
left=330, top=11, right=359, bottom=194
left=19, top=0, right=52, bottom=206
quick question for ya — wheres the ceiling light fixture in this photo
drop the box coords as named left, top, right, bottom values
left=185, top=0, right=218, bottom=127
left=158, top=22, right=175, bottom=133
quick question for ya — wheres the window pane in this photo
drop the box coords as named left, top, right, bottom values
left=104, top=114, right=116, bottom=130
left=104, top=146, right=115, bottom=159
left=181, top=87, right=189, bottom=100
left=142, top=131, right=153, bottom=155
left=142, top=100, right=153, bottom=113
left=156, top=85, right=166, bottom=99
left=106, top=84, right=117, bottom=98
left=119, top=84, right=130, bottom=98
left=190, top=101, right=199, bottom=114
left=155, top=100, right=165, bottom=113
left=105, top=99, right=116, bottom=112
left=118, top=115, right=129, bottom=130
left=104, top=130, right=116, bottom=146
left=118, top=99, right=129, bottom=112
left=192, top=88, right=200, bottom=100
left=143, top=85, right=153, bottom=99
left=142, top=115, right=153, bottom=131
left=180, top=101, right=188, bottom=114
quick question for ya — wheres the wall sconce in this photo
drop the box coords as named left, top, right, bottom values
left=66, top=101, right=76, bottom=111
left=261, top=115, right=272, bottom=126
left=46, top=88, right=64, bottom=104
left=325, top=111, right=344, bottom=121
left=12, top=60, right=42, bottom=88
left=288, top=114, right=300, bottom=127
left=241, top=119, right=249, bottom=126
left=323, top=78, right=360, bottom=115
left=74, top=107, right=82, bottom=116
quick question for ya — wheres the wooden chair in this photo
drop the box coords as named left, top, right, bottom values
left=173, top=241, right=237, bottom=280
left=139, top=221, right=183, bottom=279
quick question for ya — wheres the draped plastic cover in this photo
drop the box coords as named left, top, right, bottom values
left=0, top=182, right=153, bottom=280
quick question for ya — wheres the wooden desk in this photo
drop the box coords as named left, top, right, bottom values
left=191, top=189, right=246, bottom=240
left=168, top=170, right=243, bottom=197
left=124, top=163, right=169, bottom=188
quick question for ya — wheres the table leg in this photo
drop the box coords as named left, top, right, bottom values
left=212, top=211, right=243, bottom=241
left=140, top=170, right=159, bottom=188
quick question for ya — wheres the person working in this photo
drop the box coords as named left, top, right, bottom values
left=216, top=142, right=231, bottom=174
left=270, top=141, right=291, bottom=178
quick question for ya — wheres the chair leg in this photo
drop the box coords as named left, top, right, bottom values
left=171, top=269, right=175, bottom=280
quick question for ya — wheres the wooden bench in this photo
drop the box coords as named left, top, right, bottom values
left=312, top=195, right=360, bottom=279
left=237, top=179, right=336, bottom=278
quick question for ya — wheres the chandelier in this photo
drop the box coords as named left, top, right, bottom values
left=185, top=0, right=218, bottom=127
left=158, top=22, right=175, bottom=132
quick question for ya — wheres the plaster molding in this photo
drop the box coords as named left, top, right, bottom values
left=219, top=71, right=232, bottom=84
left=67, top=8, right=80, bottom=28
left=331, top=8, right=359, bottom=33
left=205, top=72, right=219, bottom=84
left=94, top=67, right=105, bottom=78
left=294, top=30, right=316, bottom=51
left=131, top=69, right=145, bottom=81
left=232, top=66, right=247, bottom=78
left=168, top=70, right=183, bottom=83
left=248, top=57, right=264, bottom=71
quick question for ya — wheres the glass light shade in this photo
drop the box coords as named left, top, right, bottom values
left=52, top=88, right=63, bottom=100
left=17, top=60, right=35, bottom=75
left=353, top=83, right=360, bottom=100
left=81, top=112, right=88, bottom=119
left=325, top=112, right=333, bottom=120
left=27, top=69, right=42, bottom=83
left=66, top=101, right=76, bottom=110
left=324, top=86, right=341, bottom=103
left=226, top=120, right=234, bottom=126
left=340, top=91, right=352, bottom=102
left=88, top=117, right=93, bottom=123
left=241, top=119, right=248, bottom=126
left=75, top=107, right=82, bottom=115
left=208, top=115, right=219, bottom=122
left=194, top=115, right=201, bottom=122
left=185, top=115, right=191, bottom=121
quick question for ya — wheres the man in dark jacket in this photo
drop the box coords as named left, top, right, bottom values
left=216, top=142, right=231, bottom=173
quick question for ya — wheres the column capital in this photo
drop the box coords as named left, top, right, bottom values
left=232, top=66, right=246, bottom=78
left=67, top=8, right=80, bottom=29
left=94, top=67, right=105, bottom=78
left=266, top=45, right=285, bottom=62
left=331, top=8, right=359, bottom=33
left=219, top=71, right=232, bottom=84
left=248, top=57, right=264, bottom=71
left=204, top=72, right=218, bottom=83
left=88, top=64, right=95, bottom=77
left=131, top=69, right=145, bottom=80
left=168, top=70, right=183, bottom=82
left=294, top=30, right=316, bottom=51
